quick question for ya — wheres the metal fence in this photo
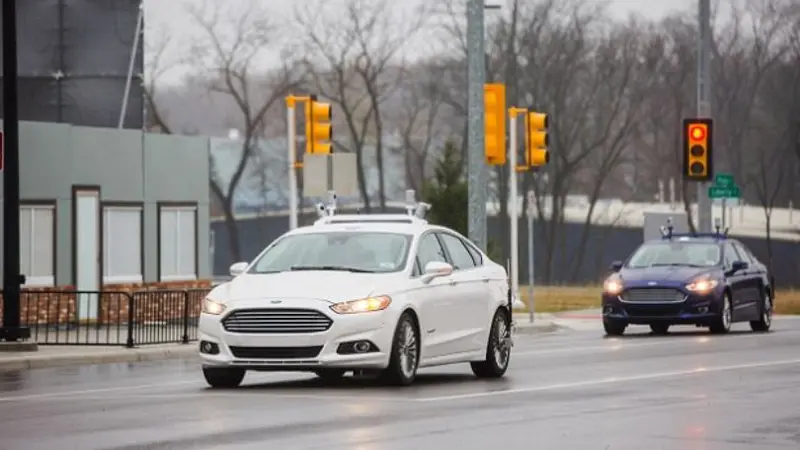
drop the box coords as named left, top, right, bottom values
left=0, top=288, right=211, bottom=347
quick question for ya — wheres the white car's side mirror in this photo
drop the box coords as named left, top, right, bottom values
left=229, top=261, right=249, bottom=277
left=421, top=261, right=453, bottom=284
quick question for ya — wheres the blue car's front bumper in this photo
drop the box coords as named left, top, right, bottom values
left=601, top=285, right=724, bottom=325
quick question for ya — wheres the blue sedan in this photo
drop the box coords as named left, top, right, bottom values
left=601, top=231, right=774, bottom=336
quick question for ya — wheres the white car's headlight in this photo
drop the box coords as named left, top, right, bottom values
left=202, top=298, right=227, bottom=315
left=686, top=278, right=718, bottom=294
left=330, top=296, right=392, bottom=314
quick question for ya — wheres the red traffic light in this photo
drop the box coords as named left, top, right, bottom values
left=689, top=125, right=706, bottom=141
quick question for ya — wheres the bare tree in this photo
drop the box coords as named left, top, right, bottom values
left=295, top=0, right=429, bottom=211
left=514, top=0, right=615, bottom=282
left=710, top=0, right=793, bottom=193
left=185, top=0, right=302, bottom=261
left=565, top=18, right=646, bottom=281
left=392, top=62, right=451, bottom=191
left=142, top=27, right=182, bottom=134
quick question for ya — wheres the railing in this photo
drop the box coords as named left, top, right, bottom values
left=0, top=288, right=211, bottom=347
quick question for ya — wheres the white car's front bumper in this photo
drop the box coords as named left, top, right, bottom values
left=197, top=299, right=397, bottom=371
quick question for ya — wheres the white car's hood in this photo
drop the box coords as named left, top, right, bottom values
left=211, top=271, right=396, bottom=304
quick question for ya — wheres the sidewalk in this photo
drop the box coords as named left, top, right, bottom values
left=512, top=312, right=566, bottom=335
left=0, top=343, right=199, bottom=373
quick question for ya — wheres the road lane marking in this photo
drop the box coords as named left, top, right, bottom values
left=417, top=357, right=800, bottom=402
left=0, top=380, right=199, bottom=402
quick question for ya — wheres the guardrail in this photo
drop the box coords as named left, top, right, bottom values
left=0, top=288, right=211, bottom=347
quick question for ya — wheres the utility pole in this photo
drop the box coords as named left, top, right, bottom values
left=696, top=0, right=713, bottom=232
left=466, top=0, right=488, bottom=250
left=1, top=0, right=32, bottom=343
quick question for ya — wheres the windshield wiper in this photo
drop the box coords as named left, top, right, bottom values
left=290, top=265, right=377, bottom=273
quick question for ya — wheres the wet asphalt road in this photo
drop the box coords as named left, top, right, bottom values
left=2, top=319, right=800, bottom=450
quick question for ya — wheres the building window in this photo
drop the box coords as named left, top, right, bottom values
left=159, top=205, right=197, bottom=281
left=103, top=206, right=143, bottom=284
left=20, top=204, right=55, bottom=286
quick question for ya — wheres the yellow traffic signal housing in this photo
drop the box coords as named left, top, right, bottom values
left=526, top=110, right=549, bottom=168
left=305, top=96, right=333, bottom=154
left=484, top=83, right=506, bottom=165
left=682, top=118, right=713, bottom=181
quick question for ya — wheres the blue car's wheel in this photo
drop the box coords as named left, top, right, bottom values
left=709, top=292, right=732, bottom=334
left=750, top=290, right=772, bottom=332
left=603, top=319, right=626, bottom=336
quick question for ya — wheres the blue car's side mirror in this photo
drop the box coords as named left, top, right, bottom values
left=731, top=260, right=748, bottom=272
left=610, top=261, right=623, bottom=272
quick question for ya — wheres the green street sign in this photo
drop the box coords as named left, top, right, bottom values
left=714, top=173, right=734, bottom=187
left=708, top=185, right=740, bottom=199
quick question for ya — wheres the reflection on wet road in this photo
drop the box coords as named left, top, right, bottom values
left=2, top=321, right=800, bottom=450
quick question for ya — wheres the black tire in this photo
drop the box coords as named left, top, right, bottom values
left=603, top=319, right=626, bottom=336
left=203, top=367, right=245, bottom=388
left=378, top=311, right=420, bottom=386
left=470, top=308, right=512, bottom=378
left=649, top=323, right=670, bottom=335
left=709, top=292, right=733, bottom=334
left=313, top=369, right=347, bottom=380
left=750, top=289, right=773, bottom=332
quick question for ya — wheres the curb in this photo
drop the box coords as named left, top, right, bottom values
left=513, top=321, right=566, bottom=335
left=0, top=345, right=200, bottom=373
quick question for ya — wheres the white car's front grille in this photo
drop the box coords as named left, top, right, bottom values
left=221, top=308, right=333, bottom=334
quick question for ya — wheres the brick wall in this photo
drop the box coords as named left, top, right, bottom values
left=0, top=280, right=213, bottom=325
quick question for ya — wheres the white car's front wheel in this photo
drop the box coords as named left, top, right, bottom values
left=470, top=308, right=511, bottom=378
left=203, top=367, right=245, bottom=388
left=378, top=311, right=420, bottom=386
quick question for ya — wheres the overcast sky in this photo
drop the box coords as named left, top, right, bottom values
left=143, top=0, right=719, bottom=85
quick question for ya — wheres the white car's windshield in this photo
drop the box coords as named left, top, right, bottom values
left=626, top=242, right=721, bottom=268
left=248, top=231, right=413, bottom=274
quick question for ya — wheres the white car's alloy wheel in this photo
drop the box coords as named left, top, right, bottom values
left=492, top=314, right=510, bottom=370
left=398, top=320, right=418, bottom=380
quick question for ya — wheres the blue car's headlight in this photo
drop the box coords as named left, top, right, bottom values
left=603, top=275, right=623, bottom=295
left=686, top=278, right=719, bottom=294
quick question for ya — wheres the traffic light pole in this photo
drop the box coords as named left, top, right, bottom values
left=507, top=108, right=527, bottom=308
left=286, top=99, right=299, bottom=230
left=466, top=0, right=488, bottom=251
left=695, top=0, right=713, bottom=232
left=1, top=0, right=31, bottom=342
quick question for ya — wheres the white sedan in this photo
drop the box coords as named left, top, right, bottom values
left=198, top=213, right=513, bottom=387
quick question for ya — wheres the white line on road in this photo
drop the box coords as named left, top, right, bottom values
left=509, top=329, right=788, bottom=357
left=0, top=380, right=199, bottom=402
left=416, top=357, right=800, bottom=402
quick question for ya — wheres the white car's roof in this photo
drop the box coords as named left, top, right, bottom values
left=287, top=214, right=444, bottom=237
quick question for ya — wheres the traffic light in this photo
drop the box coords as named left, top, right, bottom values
left=305, top=96, right=332, bottom=154
left=484, top=83, right=506, bottom=165
left=682, top=118, right=713, bottom=181
left=525, top=110, right=549, bottom=168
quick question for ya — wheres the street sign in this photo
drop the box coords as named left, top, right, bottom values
left=708, top=185, right=740, bottom=199
left=714, top=173, right=733, bottom=187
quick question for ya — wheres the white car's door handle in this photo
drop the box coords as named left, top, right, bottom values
left=482, top=278, right=490, bottom=283
left=449, top=279, right=457, bottom=286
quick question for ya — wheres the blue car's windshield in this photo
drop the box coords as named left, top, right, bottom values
left=625, top=241, right=721, bottom=268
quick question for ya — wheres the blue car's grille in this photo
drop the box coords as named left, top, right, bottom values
left=621, top=288, right=685, bottom=303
